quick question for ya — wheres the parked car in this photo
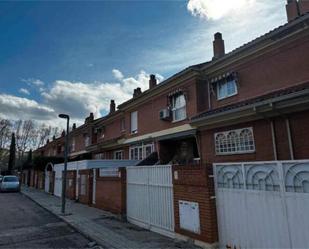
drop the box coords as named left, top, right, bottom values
left=0, top=175, right=20, bottom=192
left=0, top=175, right=3, bottom=182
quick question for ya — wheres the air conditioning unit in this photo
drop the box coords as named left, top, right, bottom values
left=159, top=108, right=171, bottom=121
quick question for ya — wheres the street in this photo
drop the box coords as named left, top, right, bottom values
left=0, top=192, right=90, bottom=249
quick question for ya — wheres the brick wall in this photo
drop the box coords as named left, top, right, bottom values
left=94, top=168, right=126, bottom=215
left=199, top=110, right=309, bottom=164
left=124, top=77, right=199, bottom=138
left=208, top=34, right=309, bottom=111
left=78, top=169, right=93, bottom=205
left=172, top=165, right=218, bottom=244
left=65, top=170, right=76, bottom=200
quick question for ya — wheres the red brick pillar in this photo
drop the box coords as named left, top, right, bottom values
left=172, top=164, right=218, bottom=246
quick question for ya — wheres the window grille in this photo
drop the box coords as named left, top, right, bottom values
left=215, top=127, right=255, bottom=155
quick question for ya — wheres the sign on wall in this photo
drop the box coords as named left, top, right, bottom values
left=179, top=200, right=200, bottom=234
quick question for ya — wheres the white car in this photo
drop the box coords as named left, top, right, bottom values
left=0, top=175, right=20, bottom=192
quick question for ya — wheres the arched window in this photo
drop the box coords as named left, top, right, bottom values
left=215, top=133, right=226, bottom=154
left=227, top=131, right=238, bottom=153
left=239, top=128, right=255, bottom=152
left=215, top=127, right=255, bottom=155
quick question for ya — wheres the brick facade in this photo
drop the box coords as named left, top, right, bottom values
left=65, top=170, right=77, bottom=200
left=172, top=165, right=218, bottom=244
left=94, top=168, right=126, bottom=215
left=199, top=110, right=309, bottom=164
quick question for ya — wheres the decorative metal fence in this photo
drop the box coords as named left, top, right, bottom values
left=214, top=160, right=309, bottom=249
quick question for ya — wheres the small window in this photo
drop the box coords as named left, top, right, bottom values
left=84, top=135, right=90, bottom=147
left=215, top=127, right=255, bottom=155
left=171, top=94, right=186, bottom=122
left=71, top=138, right=76, bottom=152
left=121, top=118, right=125, bottom=131
left=131, top=111, right=138, bottom=134
left=217, top=79, right=237, bottom=100
left=114, top=150, right=123, bottom=160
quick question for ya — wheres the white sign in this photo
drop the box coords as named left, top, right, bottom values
left=179, top=200, right=200, bottom=234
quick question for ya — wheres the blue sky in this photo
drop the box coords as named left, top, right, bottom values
left=0, top=0, right=287, bottom=126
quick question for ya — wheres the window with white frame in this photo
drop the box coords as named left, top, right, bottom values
left=130, top=111, right=138, bottom=134
left=130, top=143, right=154, bottom=160
left=215, top=127, right=255, bottom=155
left=217, top=79, right=237, bottom=100
left=71, top=138, right=76, bottom=152
left=113, top=150, right=123, bottom=160
left=94, top=153, right=105, bottom=159
left=84, top=135, right=90, bottom=147
left=120, top=118, right=125, bottom=132
left=171, top=94, right=186, bottom=121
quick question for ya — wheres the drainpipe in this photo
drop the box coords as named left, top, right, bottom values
left=207, top=81, right=212, bottom=110
left=270, top=121, right=278, bottom=161
left=285, top=118, right=295, bottom=160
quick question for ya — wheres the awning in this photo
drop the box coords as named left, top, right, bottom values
left=123, top=124, right=196, bottom=144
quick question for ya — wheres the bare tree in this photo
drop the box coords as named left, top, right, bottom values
left=0, top=119, right=12, bottom=149
left=36, top=124, right=52, bottom=148
left=15, top=120, right=36, bottom=160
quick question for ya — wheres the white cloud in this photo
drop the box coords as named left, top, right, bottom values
left=40, top=70, right=164, bottom=121
left=112, top=69, right=124, bottom=81
left=187, top=0, right=256, bottom=20
left=21, top=78, right=45, bottom=87
left=19, top=88, right=30, bottom=95
left=0, top=94, right=55, bottom=121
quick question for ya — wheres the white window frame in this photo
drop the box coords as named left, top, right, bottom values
left=171, top=94, right=187, bottom=122
left=71, top=137, right=76, bottom=152
left=84, top=135, right=90, bottom=147
left=130, top=111, right=138, bottom=134
left=214, top=127, right=255, bottom=155
left=217, top=79, right=238, bottom=100
left=113, top=150, right=123, bottom=160
left=94, top=153, right=105, bottom=159
left=129, top=143, right=154, bottom=160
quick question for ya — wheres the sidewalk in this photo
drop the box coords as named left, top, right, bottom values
left=21, top=187, right=199, bottom=249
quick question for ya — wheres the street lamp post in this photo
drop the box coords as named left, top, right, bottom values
left=58, top=114, right=70, bottom=215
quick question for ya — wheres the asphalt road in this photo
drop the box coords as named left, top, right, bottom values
left=0, top=192, right=91, bottom=249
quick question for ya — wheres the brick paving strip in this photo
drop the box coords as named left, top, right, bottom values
left=21, top=187, right=199, bottom=249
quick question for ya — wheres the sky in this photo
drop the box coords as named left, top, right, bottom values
left=0, top=0, right=287, bottom=127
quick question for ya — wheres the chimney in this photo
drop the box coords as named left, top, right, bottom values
left=286, top=0, right=300, bottom=22
left=46, top=139, right=49, bottom=144
left=299, top=0, right=309, bottom=15
left=149, top=74, right=157, bottom=89
left=61, top=130, right=65, bottom=137
left=133, top=87, right=142, bottom=98
left=110, top=100, right=116, bottom=114
left=85, top=113, right=94, bottom=124
left=213, top=32, right=225, bottom=60
left=72, top=123, right=76, bottom=130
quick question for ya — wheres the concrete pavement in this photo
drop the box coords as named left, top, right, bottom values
left=0, top=192, right=91, bottom=249
left=21, top=187, right=200, bottom=249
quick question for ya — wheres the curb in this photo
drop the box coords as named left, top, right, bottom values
left=20, top=188, right=107, bottom=249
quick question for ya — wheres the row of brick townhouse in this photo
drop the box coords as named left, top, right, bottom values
left=28, top=1, right=309, bottom=247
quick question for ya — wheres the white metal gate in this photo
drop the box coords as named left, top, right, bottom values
left=214, top=160, right=309, bottom=249
left=127, top=165, right=174, bottom=237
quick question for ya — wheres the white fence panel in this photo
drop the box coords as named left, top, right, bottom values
left=214, top=160, right=309, bottom=249
left=127, top=165, right=174, bottom=237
